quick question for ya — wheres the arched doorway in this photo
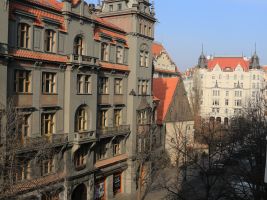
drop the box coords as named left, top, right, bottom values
left=71, top=183, right=87, bottom=200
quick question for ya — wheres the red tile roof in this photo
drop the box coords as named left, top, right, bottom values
left=153, top=78, right=180, bottom=124
left=10, top=1, right=66, bottom=32
left=100, top=62, right=129, bottom=71
left=152, top=42, right=164, bottom=58
left=9, top=49, right=68, bottom=63
left=155, top=68, right=179, bottom=74
left=26, top=0, right=63, bottom=11
left=208, top=57, right=249, bottom=71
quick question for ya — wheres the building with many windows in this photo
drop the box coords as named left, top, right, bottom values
left=183, top=51, right=265, bottom=123
left=0, top=0, right=161, bottom=199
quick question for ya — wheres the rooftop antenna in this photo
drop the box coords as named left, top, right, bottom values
left=201, top=43, right=204, bottom=54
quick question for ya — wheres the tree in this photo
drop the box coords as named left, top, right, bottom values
left=0, top=98, right=66, bottom=200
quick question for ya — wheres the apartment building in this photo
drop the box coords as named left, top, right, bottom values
left=183, top=51, right=265, bottom=123
left=0, top=0, right=159, bottom=199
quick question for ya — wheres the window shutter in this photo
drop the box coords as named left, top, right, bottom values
left=110, top=45, right=115, bottom=63
left=123, top=48, right=128, bottom=65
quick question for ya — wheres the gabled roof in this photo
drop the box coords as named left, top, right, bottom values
left=208, top=57, right=250, bottom=71
left=152, top=42, right=164, bottom=58
left=26, top=0, right=63, bottom=11
left=153, top=78, right=180, bottom=124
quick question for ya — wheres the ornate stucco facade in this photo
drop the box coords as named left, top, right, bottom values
left=0, top=0, right=162, bottom=199
left=183, top=52, right=265, bottom=123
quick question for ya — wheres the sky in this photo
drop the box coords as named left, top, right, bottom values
left=87, top=0, right=267, bottom=71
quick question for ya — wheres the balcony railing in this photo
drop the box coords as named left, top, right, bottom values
left=97, top=125, right=130, bottom=137
left=68, top=54, right=99, bottom=66
left=17, top=134, right=68, bottom=151
left=72, top=131, right=96, bottom=143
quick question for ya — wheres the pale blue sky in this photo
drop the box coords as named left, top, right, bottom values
left=86, top=0, right=267, bottom=71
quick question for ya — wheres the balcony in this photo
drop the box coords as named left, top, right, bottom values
left=68, top=54, right=99, bottom=66
left=16, top=134, right=68, bottom=152
left=97, top=125, right=130, bottom=138
left=70, top=131, right=96, bottom=144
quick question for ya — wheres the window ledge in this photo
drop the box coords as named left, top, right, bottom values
left=42, top=93, right=58, bottom=95
left=77, top=93, right=92, bottom=96
left=14, top=92, right=33, bottom=95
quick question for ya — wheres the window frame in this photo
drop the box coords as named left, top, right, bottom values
left=44, top=29, right=56, bottom=53
left=41, top=113, right=55, bottom=136
left=42, top=72, right=57, bottom=94
left=74, top=36, right=84, bottom=55
left=99, top=77, right=109, bottom=94
left=114, top=78, right=123, bottom=94
left=14, top=69, right=31, bottom=93
left=18, top=23, right=30, bottom=49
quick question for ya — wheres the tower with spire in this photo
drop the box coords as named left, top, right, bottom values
left=197, top=45, right=208, bottom=68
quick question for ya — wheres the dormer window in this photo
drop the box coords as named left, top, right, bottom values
left=18, top=23, right=30, bottom=49
left=74, top=36, right=83, bottom=55
left=45, top=29, right=55, bottom=52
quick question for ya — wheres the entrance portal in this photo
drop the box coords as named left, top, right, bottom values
left=71, top=183, right=87, bottom=200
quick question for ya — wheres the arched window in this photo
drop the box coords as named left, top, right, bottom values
left=18, top=23, right=30, bottom=48
left=75, top=106, right=88, bottom=132
left=74, top=36, right=84, bottom=55
left=44, top=29, right=55, bottom=52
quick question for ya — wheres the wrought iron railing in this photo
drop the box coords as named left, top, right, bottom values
left=97, top=125, right=130, bottom=136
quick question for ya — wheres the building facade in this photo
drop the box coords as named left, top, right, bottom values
left=152, top=42, right=179, bottom=78
left=183, top=52, right=265, bottom=123
left=0, top=0, right=159, bottom=199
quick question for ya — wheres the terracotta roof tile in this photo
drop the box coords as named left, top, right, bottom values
left=26, top=0, right=63, bottom=11
left=152, top=42, right=164, bottom=58
left=208, top=57, right=249, bottom=71
left=9, top=49, right=68, bottom=63
left=10, top=2, right=66, bottom=32
left=153, top=78, right=180, bottom=124
left=100, top=62, right=129, bottom=71
left=155, top=68, right=179, bottom=75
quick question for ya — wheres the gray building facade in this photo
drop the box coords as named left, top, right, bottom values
left=0, top=0, right=159, bottom=199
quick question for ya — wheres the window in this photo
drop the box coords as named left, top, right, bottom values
left=40, top=158, right=53, bottom=176
left=74, top=147, right=86, bottom=169
left=14, top=160, right=29, bottom=182
left=77, top=74, right=91, bottom=94
left=99, top=77, right=109, bottom=94
left=235, top=91, right=242, bottom=97
left=41, top=113, right=55, bottom=135
left=234, top=74, right=237, bottom=80
left=114, top=78, right=123, bottom=94
left=116, top=46, right=123, bottom=64
left=140, top=51, right=145, bottom=66
left=74, top=36, right=83, bottom=55
left=226, top=74, right=229, bottom=80
left=101, top=43, right=109, bottom=61
left=18, top=23, right=30, bottom=48
left=212, top=90, right=220, bottom=96
left=14, top=70, right=31, bottom=93
left=75, top=107, right=87, bottom=132
left=109, top=4, right=113, bottom=11
left=44, top=30, right=55, bottom=52
left=97, top=143, right=107, bottom=160
left=42, top=72, right=56, bottom=94
left=117, top=3, right=122, bottom=10
left=148, top=27, right=152, bottom=37
left=98, top=110, right=107, bottom=128
left=144, top=52, right=149, bottom=67
left=113, top=140, right=121, bottom=156
left=144, top=25, right=147, bottom=35
left=212, top=99, right=219, bottom=106
left=225, top=99, right=229, bottom=106
left=20, top=114, right=30, bottom=143
left=114, top=109, right=122, bottom=127
left=139, top=23, right=142, bottom=34
left=138, top=110, right=148, bottom=124
left=138, top=80, right=149, bottom=95
left=235, top=99, right=242, bottom=107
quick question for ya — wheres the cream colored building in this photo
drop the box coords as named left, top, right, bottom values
left=183, top=52, right=265, bottom=123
